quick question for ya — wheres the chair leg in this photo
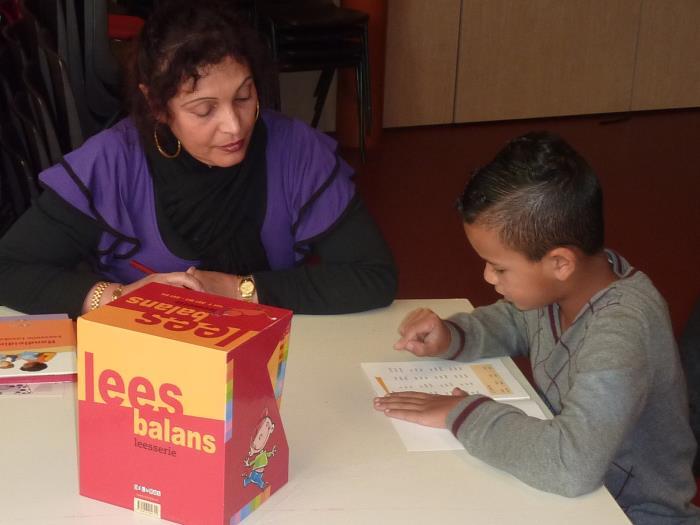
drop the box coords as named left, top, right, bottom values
left=0, top=147, right=29, bottom=215
left=362, top=22, right=372, bottom=134
left=355, top=64, right=365, bottom=163
left=268, top=21, right=282, bottom=111
left=312, top=68, right=334, bottom=128
left=270, top=67, right=282, bottom=112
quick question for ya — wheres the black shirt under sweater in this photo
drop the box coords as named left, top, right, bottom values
left=0, top=189, right=397, bottom=317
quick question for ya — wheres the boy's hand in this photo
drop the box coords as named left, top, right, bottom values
left=393, top=308, right=451, bottom=356
left=373, top=388, right=468, bottom=428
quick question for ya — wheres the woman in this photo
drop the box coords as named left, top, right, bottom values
left=0, top=0, right=397, bottom=316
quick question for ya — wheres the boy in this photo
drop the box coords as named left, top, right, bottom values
left=374, top=132, right=699, bottom=524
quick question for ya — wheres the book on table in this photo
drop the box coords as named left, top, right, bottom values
left=0, top=313, right=77, bottom=384
left=362, top=358, right=548, bottom=451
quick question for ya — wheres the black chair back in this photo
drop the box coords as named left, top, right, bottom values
left=65, top=0, right=121, bottom=121
left=21, top=65, right=63, bottom=164
left=12, top=91, right=51, bottom=174
left=256, top=0, right=371, bottom=160
left=0, top=136, right=36, bottom=216
left=4, top=9, right=58, bottom=117
left=22, top=0, right=68, bottom=59
left=42, top=44, right=89, bottom=149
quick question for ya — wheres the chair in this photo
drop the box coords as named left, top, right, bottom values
left=107, top=13, right=144, bottom=41
left=0, top=85, right=41, bottom=210
left=42, top=44, right=89, bottom=149
left=61, top=0, right=89, bottom=126
left=0, top=66, right=30, bottom=163
left=0, top=32, right=38, bottom=222
left=21, top=67, right=63, bottom=163
left=22, top=0, right=68, bottom=60
left=84, top=0, right=121, bottom=89
left=0, top=136, right=37, bottom=216
left=21, top=0, right=100, bottom=142
left=22, top=0, right=115, bottom=139
left=11, top=92, right=52, bottom=174
left=0, top=155, right=20, bottom=235
left=0, top=79, right=31, bottom=227
left=64, top=0, right=122, bottom=124
left=2, top=8, right=75, bottom=162
left=0, top=181, right=18, bottom=236
left=256, top=0, right=371, bottom=160
left=3, top=7, right=57, bottom=117
left=0, top=0, right=21, bottom=26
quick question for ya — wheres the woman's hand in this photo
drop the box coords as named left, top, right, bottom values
left=393, top=308, right=451, bottom=356
left=373, top=388, right=469, bottom=428
left=121, top=271, right=204, bottom=296
left=82, top=271, right=204, bottom=313
left=185, top=267, right=259, bottom=302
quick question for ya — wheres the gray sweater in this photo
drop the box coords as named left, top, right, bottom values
left=443, top=251, right=699, bottom=524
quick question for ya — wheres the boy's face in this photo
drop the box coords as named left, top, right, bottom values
left=464, top=222, right=560, bottom=311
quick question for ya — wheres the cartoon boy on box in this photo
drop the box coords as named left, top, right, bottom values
left=243, top=411, right=277, bottom=490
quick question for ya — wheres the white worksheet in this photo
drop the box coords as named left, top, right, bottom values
left=362, top=358, right=548, bottom=451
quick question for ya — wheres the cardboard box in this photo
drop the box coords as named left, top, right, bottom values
left=77, top=283, right=292, bottom=524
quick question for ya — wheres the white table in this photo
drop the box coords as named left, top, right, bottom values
left=0, top=300, right=630, bottom=525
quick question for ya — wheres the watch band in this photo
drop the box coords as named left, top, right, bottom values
left=89, top=281, right=110, bottom=310
left=111, top=284, right=124, bottom=302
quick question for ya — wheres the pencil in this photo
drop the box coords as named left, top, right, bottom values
left=130, top=260, right=156, bottom=275
left=375, top=376, right=391, bottom=395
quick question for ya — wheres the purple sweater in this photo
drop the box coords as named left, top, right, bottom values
left=39, top=111, right=355, bottom=284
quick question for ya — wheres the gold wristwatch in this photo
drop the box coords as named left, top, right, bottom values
left=238, top=276, right=256, bottom=301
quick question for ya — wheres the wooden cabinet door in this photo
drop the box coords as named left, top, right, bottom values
left=453, top=0, right=641, bottom=122
left=632, top=0, right=700, bottom=110
left=383, top=0, right=462, bottom=127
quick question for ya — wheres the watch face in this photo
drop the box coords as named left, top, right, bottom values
left=239, top=278, right=255, bottom=298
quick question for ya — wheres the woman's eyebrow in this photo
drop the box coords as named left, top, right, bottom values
left=179, top=76, right=254, bottom=107
left=235, top=76, right=254, bottom=92
left=180, top=97, right=216, bottom=108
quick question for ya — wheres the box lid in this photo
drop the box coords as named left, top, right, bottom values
left=79, top=283, right=292, bottom=352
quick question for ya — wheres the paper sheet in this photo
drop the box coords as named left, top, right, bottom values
left=363, top=359, right=548, bottom=451
left=362, top=358, right=529, bottom=400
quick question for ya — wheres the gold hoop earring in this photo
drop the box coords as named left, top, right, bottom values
left=255, top=100, right=260, bottom=121
left=153, top=125, right=181, bottom=159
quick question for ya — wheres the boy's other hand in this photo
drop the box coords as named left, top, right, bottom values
left=393, top=308, right=450, bottom=356
left=373, top=388, right=468, bottom=428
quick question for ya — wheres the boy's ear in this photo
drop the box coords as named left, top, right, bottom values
left=545, top=247, right=577, bottom=281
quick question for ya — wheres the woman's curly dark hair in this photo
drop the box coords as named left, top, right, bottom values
left=124, top=0, right=272, bottom=144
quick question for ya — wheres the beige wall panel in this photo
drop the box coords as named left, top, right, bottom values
left=632, top=0, right=700, bottom=110
left=454, top=0, right=640, bottom=123
left=383, top=0, right=462, bottom=128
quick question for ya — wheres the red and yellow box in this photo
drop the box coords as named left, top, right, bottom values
left=77, top=282, right=292, bottom=524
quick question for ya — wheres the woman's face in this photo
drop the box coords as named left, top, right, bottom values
left=165, top=56, right=258, bottom=168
